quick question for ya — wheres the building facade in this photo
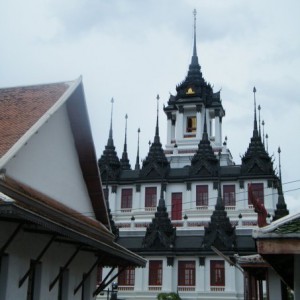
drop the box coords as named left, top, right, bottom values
left=97, top=13, right=289, bottom=300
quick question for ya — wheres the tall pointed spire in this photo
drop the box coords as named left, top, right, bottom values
left=253, top=87, right=259, bottom=138
left=191, top=8, right=198, bottom=65
left=98, top=98, right=121, bottom=180
left=120, top=114, right=131, bottom=170
left=141, top=95, right=169, bottom=179
left=274, top=147, right=289, bottom=221
left=135, top=128, right=141, bottom=171
left=241, top=88, right=274, bottom=176
left=154, top=94, right=160, bottom=143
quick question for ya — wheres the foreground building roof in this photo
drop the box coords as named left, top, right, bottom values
left=0, top=78, right=146, bottom=269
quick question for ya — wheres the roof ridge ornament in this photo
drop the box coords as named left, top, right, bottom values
left=98, top=97, right=121, bottom=180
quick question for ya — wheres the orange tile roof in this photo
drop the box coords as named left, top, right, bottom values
left=0, top=82, right=71, bottom=158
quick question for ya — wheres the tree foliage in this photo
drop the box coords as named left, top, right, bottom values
left=157, top=292, right=182, bottom=300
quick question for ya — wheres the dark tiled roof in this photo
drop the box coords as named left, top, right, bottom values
left=0, top=82, right=70, bottom=158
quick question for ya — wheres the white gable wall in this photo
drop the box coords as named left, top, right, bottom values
left=4, top=103, right=95, bottom=217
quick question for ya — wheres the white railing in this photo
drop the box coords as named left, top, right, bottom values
left=145, top=207, right=156, bottom=212
left=210, top=286, right=225, bottom=292
left=118, top=286, right=134, bottom=291
left=121, top=208, right=132, bottom=213
left=148, top=286, right=162, bottom=291
left=225, top=206, right=236, bottom=210
left=177, top=286, right=195, bottom=292
left=196, top=206, right=208, bottom=210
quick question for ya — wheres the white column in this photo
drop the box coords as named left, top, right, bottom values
left=226, top=264, right=236, bottom=292
left=196, top=109, right=201, bottom=139
left=163, top=260, right=173, bottom=292
left=176, top=110, right=184, bottom=141
left=215, top=116, right=221, bottom=146
left=294, top=255, right=300, bottom=300
left=132, top=188, right=139, bottom=213
left=135, top=266, right=143, bottom=292
left=110, top=189, right=117, bottom=212
left=167, top=118, right=172, bottom=145
left=198, top=264, right=205, bottom=291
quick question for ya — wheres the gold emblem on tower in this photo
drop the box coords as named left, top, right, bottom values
left=186, top=87, right=195, bottom=95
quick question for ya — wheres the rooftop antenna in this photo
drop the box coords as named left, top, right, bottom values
left=266, top=134, right=269, bottom=152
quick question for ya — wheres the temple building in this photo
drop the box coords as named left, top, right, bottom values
left=97, top=10, right=289, bottom=300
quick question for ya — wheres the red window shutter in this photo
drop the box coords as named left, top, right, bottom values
left=178, top=261, right=195, bottom=286
left=223, top=185, right=236, bottom=206
left=118, top=266, right=135, bottom=286
left=171, top=193, right=182, bottom=220
left=248, top=183, right=264, bottom=205
left=196, top=185, right=208, bottom=206
left=121, top=188, right=133, bottom=209
left=210, top=260, right=225, bottom=286
left=148, top=260, right=163, bottom=286
left=145, top=187, right=157, bottom=208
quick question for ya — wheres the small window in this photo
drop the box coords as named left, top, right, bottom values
left=178, top=261, right=195, bottom=286
left=121, top=188, right=132, bottom=210
left=145, top=187, right=157, bottom=208
left=248, top=183, right=264, bottom=205
left=186, top=116, right=196, bottom=133
left=118, top=266, right=135, bottom=286
left=210, top=260, right=225, bottom=286
left=149, top=260, right=163, bottom=286
left=196, top=185, right=208, bottom=206
left=223, top=185, right=236, bottom=206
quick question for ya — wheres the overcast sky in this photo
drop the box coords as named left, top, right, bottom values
left=1, top=0, right=300, bottom=212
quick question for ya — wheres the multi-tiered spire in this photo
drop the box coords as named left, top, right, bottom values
left=190, top=110, right=219, bottom=176
left=202, top=181, right=236, bottom=251
left=241, top=88, right=274, bottom=176
left=98, top=98, right=121, bottom=180
left=143, top=185, right=176, bottom=249
left=141, top=95, right=169, bottom=178
left=135, top=128, right=141, bottom=171
left=273, top=147, right=289, bottom=221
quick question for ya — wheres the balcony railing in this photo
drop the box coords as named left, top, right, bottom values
left=177, top=286, right=195, bottom=292
left=210, top=286, right=225, bottom=292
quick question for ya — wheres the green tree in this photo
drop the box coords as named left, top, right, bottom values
left=157, top=292, right=182, bottom=300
